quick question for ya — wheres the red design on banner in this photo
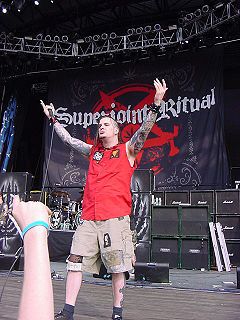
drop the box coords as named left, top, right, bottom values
left=87, top=84, right=180, bottom=173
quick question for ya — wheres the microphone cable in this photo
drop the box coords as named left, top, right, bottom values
left=40, top=118, right=55, bottom=202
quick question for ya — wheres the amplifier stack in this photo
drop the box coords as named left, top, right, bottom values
left=131, top=170, right=240, bottom=269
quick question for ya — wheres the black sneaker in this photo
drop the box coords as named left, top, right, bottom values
left=112, top=315, right=122, bottom=320
left=54, top=310, right=73, bottom=320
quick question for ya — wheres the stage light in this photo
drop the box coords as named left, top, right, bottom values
left=153, top=24, right=161, bottom=31
left=186, top=13, right=194, bottom=21
left=101, top=33, right=108, bottom=40
left=136, top=27, right=143, bottom=34
left=34, top=0, right=40, bottom=6
left=15, top=0, right=25, bottom=12
left=54, top=35, right=60, bottom=42
left=45, top=35, right=51, bottom=41
left=93, top=34, right=100, bottom=41
left=62, top=35, right=68, bottom=42
left=144, top=26, right=152, bottom=33
left=1, top=3, right=8, bottom=14
left=202, top=5, right=210, bottom=13
left=36, top=33, right=43, bottom=40
left=127, top=28, right=135, bottom=36
left=194, top=9, right=202, bottom=17
left=109, top=32, right=117, bottom=39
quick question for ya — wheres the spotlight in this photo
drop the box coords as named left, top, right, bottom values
left=1, top=3, right=9, bottom=14
left=34, top=0, right=40, bottom=6
left=15, top=0, right=25, bottom=12
left=45, top=35, right=51, bottom=41
left=144, top=25, right=152, bottom=33
left=153, top=24, right=161, bottom=31
left=54, top=35, right=60, bottom=42
left=93, top=34, right=100, bottom=41
left=62, top=35, right=68, bottom=42
left=36, top=33, right=43, bottom=40
left=185, top=13, right=194, bottom=21
left=101, top=33, right=108, bottom=40
left=194, top=9, right=202, bottom=17
left=109, top=32, right=117, bottom=39
left=136, top=27, right=143, bottom=34
left=202, top=5, right=210, bottom=13
left=127, top=28, right=135, bottom=36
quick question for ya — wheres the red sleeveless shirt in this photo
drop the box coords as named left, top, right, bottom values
left=81, top=143, right=136, bottom=221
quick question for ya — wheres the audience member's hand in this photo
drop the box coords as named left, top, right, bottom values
left=12, top=195, right=51, bottom=231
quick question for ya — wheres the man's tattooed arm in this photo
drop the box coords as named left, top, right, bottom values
left=54, top=122, right=92, bottom=157
left=127, top=111, right=157, bottom=156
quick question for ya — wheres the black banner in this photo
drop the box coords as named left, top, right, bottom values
left=45, top=47, right=229, bottom=195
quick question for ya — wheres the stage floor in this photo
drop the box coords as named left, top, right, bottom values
left=0, top=263, right=240, bottom=320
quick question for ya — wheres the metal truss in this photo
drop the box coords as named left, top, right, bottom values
left=179, top=1, right=240, bottom=41
left=0, top=1, right=239, bottom=59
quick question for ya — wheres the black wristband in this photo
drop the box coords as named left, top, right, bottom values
left=148, top=103, right=159, bottom=114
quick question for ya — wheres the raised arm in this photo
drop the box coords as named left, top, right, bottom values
left=40, top=100, right=92, bottom=157
left=126, top=79, right=168, bottom=160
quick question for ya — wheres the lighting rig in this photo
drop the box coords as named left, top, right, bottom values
left=0, top=0, right=239, bottom=78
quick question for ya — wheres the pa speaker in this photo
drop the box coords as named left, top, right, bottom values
left=131, top=169, right=154, bottom=193
left=226, top=240, right=240, bottom=266
left=181, top=238, right=209, bottom=270
left=181, top=206, right=209, bottom=237
left=165, top=191, right=190, bottom=206
left=135, top=241, right=151, bottom=263
left=190, top=190, right=215, bottom=214
left=152, top=206, right=178, bottom=236
left=0, top=217, right=23, bottom=270
left=151, top=238, right=179, bottom=268
left=134, top=262, right=169, bottom=283
left=216, top=215, right=240, bottom=240
left=0, top=172, right=33, bottom=194
left=216, top=190, right=240, bottom=214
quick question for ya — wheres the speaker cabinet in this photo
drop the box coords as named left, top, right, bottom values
left=0, top=217, right=23, bottom=270
left=131, top=169, right=154, bottom=193
left=216, top=190, right=240, bottom=214
left=181, top=206, right=210, bottom=237
left=30, top=190, right=48, bottom=205
left=216, top=215, right=240, bottom=240
left=190, top=190, right=215, bottom=214
left=132, top=193, right=152, bottom=218
left=135, top=241, right=151, bottom=263
left=226, top=240, right=240, bottom=266
left=152, top=206, right=179, bottom=236
left=181, top=238, right=209, bottom=270
left=134, top=262, right=169, bottom=283
left=151, top=238, right=179, bottom=268
left=165, top=191, right=190, bottom=206
left=134, top=216, right=151, bottom=242
left=152, top=191, right=165, bottom=206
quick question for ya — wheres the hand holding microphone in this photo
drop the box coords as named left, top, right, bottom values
left=40, top=100, right=55, bottom=120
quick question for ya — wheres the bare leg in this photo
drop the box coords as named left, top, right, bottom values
left=112, top=272, right=126, bottom=307
left=65, top=271, right=83, bottom=306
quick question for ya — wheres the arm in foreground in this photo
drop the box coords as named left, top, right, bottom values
left=12, top=196, right=54, bottom=320
left=40, top=100, right=92, bottom=157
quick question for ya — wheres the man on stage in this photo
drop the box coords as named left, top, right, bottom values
left=41, top=78, right=167, bottom=320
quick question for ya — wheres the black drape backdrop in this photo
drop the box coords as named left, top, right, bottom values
left=44, top=47, right=229, bottom=194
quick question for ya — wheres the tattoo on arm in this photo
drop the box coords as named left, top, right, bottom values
left=54, top=122, right=92, bottom=156
left=129, top=111, right=157, bottom=154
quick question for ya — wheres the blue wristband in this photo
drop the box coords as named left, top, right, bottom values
left=22, top=221, right=49, bottom=238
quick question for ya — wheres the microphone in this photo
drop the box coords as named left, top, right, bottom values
left=48, top=108, right=54, bottom=118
